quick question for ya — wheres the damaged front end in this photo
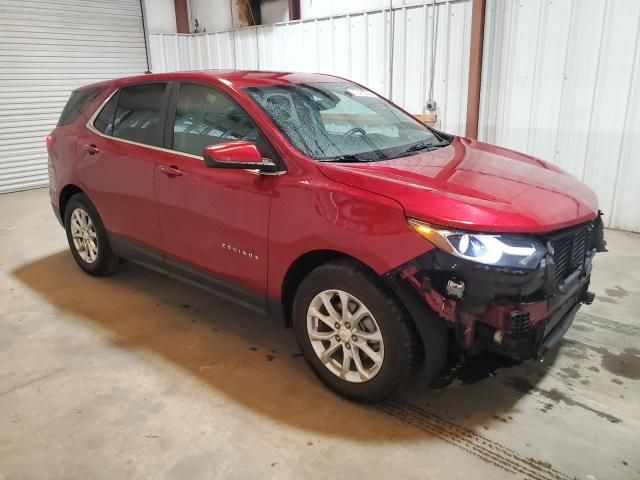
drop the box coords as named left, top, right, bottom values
left=386, top=213, right=607, bottom=362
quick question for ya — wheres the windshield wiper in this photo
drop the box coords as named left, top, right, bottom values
left=399, top=140, right=450, bottom=157
left=321, top=154, right=374, bottom=163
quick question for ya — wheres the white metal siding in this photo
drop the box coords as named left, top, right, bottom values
left=479, top=0, right=640, bottom=232
left=0, top=0, right=148, bottom=193
left=148, top=0, right=472, bottom=135
left=391, top=1, right=471, bottom=133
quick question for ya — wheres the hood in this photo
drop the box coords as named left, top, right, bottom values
left=317, top=137, right=598, bottom=233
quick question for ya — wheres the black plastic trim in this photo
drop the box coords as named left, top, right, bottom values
left=164, top=255, right=267, bottom=315
left=108, top=232, right=272, bottom=317
left=109, top=232, right=167, bottom=272
left=538, top=304, right=580, bottom=359
left=384, top=275, right=446, bottom=348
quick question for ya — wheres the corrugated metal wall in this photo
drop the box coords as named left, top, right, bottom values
left=148, top=0, right=472, bottom=135
left=479, top=0, right=640, bottom=232
left=0, top=0, right=148, bottom=193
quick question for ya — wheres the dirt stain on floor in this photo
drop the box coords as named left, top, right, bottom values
left=596, top=297, right=617, bottom=304
left=572, top=324, right=595, bottom=333
left=601, top=347, right=640, bottom=380
left=561, top=341, right=640, bottom=381
left=560, top=341, right=590, bottom=360
left=505, top=377, right=621, bottom=424
left=604, top=285, right=629, bottom=299
left=539, top=402, right=555, bottom=413
left=560, top=367, right=581, bottom=379
left=581, top=345, right=640, bottom=381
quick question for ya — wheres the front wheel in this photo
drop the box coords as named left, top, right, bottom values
left=293, top=261, right=420, bottom=403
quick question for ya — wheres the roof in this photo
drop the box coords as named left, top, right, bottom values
left=78, top=70, right=346, bottom=92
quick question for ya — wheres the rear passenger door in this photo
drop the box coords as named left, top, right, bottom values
left=88, top=82, right=170, bottom=255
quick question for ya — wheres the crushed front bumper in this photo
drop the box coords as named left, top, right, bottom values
left=385, top=218, right=605, bottom=362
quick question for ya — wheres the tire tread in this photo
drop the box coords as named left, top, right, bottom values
left=293, top=259, right=421, bottom=403
left=64, top=193, right=118, bottom=276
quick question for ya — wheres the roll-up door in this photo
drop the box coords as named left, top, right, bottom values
left=0, top=0, right=148, bottom=193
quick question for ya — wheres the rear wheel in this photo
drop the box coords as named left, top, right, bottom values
left=293, top=261, right=419, bottom=403
left=64, top=193, right=117, bottom=276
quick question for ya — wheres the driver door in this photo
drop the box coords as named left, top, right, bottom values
left=154, top=82, right=276, bottom=313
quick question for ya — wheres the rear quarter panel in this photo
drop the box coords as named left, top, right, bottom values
left=48, top=88, right=115, bottom=215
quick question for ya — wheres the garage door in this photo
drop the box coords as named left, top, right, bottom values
left=0, top=0, right=149, bottom=193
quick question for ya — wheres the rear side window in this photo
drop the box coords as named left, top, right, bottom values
left=112, top=83, right=167, bottom=147
left=58, top=87, right=103, bottom=126
left=94, top=93, right=118, bottom=135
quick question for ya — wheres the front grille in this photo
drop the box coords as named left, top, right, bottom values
left=549, top=225, right=590, bottom=282
left=507, top=311, right=530, bottom=336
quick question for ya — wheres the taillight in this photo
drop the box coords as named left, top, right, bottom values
left=46, top=134, right=54, bottom=151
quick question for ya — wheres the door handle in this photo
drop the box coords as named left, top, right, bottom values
left=158, top=165, right=183, bottom=177
left=84, top=144, right=100, bottom=155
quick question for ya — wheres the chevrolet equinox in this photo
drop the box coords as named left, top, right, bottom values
left=47, top=71, right=606, bottom=402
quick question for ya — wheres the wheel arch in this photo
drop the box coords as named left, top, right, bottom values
left=279, top=249, right=451, bottom=382
left=279, top=250, right=420, bottom=336
left=279, top=250, right=354, bottom=327
left=58, top=184, right=85, bottom=225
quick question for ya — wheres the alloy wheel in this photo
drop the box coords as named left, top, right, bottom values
left=70, top=208, right=99, bottom=264
left=306, top=289, right=384, bottom=383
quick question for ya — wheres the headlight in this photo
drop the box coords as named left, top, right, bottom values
left=408, top=218, right=545, bottom=269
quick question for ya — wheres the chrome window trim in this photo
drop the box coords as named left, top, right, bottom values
left=85, top=88, right=286, bottom=175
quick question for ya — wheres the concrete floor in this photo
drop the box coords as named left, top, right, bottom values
left=0, top=188, right=639, bottom=480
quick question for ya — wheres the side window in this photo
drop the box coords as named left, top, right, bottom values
left=112, top=83, right=167, bottom=147
left=93, top=93, right=118, bottom=135
left=172, top=83, right=258, bottom=157
left=58, top=87, right=103, bottom=126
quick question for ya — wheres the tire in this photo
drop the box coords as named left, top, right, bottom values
left=292, top=260, right=420, bottom=403
left=64, top=193, right=118, bottom=276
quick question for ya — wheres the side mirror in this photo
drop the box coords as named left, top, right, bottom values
left=202, top=141, right=278, bottom=174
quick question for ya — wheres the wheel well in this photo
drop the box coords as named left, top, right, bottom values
left=280, top=249, right=427, bottom=367
left=280, top=250, right=404, bottom=327
left=58, top=184, right=84, bottom=224
left=280, top=250, right=358, bottom=327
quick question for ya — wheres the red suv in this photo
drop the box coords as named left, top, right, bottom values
left=47, top=71, right=606, bottom=402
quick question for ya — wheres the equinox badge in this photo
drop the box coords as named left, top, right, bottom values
left=221, top=242, right=259, bottom=261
